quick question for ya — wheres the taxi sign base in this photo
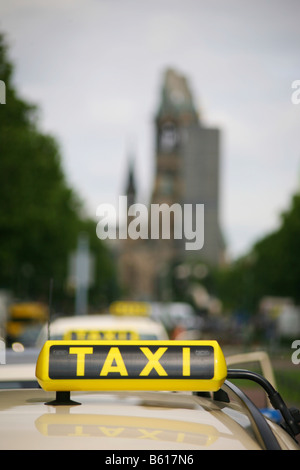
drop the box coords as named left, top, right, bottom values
left=46, top=391, right=81, bottom=406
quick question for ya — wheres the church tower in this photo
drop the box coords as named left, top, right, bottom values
left=152, top=69, right=198, bottom=206
left=151, top=68, right=224, bottom=267
left=117, top=68, right=225, bottom=301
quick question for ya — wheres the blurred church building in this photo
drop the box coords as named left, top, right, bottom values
left=118, top=68, right=225, bottom=300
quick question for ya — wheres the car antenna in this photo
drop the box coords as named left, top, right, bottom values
left=47, top=278, right=54, bottom=341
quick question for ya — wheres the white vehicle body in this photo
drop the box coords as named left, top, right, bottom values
left=36, top=314, right=169, bottom=347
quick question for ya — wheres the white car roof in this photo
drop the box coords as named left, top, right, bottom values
left=0, top=388, right=265, bottom=450
left=36, top=314, right=168, bottom=347
left=1, top=386, right=298, bottom=450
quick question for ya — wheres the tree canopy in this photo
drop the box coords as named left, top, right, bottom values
left=213, top=192, right=300, bottom=314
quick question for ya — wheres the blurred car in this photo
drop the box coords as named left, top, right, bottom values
left=0, top=346, right=40, bottom=389
left=0, top=311, right=169, bottom=390
left=6, top=302, right=48, bottom=347
left=0, top=338, right=299, bottom=450
left=36, top=313, right=169, bottom=347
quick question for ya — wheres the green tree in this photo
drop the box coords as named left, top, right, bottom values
left=252, top=193, right=300, bottom=303
left=212, top=192, right=300, bottom=315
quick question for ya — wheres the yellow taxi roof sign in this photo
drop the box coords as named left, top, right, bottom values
left=109, top=301, right=149, bottom=317
left=36, top=340, right=227, bottom=393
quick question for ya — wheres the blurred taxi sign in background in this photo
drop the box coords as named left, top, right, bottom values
left=36, top=339, right=227, bottom=393
left=109, top=301, right=150, bottom=317
left=63, top=330, right=140, bottom=341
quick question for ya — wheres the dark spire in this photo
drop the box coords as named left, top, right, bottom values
left=125, top=156, right=136, bottom=208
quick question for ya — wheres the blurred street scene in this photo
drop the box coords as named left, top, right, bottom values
left=0, top=2, right=300, bottom=407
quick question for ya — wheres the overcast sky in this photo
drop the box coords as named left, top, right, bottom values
left=1, top=0, right=300, bottom=259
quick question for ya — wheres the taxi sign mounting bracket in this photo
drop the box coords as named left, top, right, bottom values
left=46, top=391, right=81, bottom=406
